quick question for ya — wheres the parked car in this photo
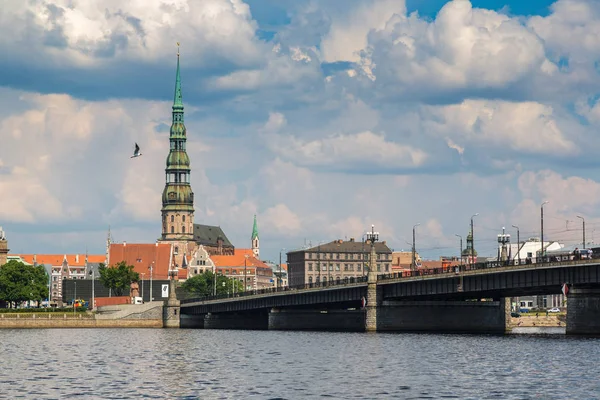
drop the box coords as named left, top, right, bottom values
left=511, top=312, right=521, bottom=318
left=548, top=308, right=561, bottom=313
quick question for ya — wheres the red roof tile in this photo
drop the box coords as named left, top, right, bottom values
left=108, top=243, right=173, bottom=280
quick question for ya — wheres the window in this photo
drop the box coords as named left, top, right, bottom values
left=344, top=264, right=348, bottom=271
left=329, top=264, right=333, bottom=271
left=321, top=263, right=326, bottom=271
left=171, top=215, right=174, bottom=223
left=385, top=264, right=389, bottom=272
left=182, top=215, right=186, bottom=222
left=336, top=276, right=341, bottom=284
left=335, top=263, right=340, bottom=271
left=174, top=246, right=179, bottom=255
left=308, top=263, right=313, bottom=271
left=182, top=226, right=186, bottom=233
left=171, top=226, right=174, bottom=234
left=308, top=276, right=313, bottom=284
left=377, top=264, right=381, bottom=272
left=377, top=254, right=380, bottom=260
left=357, top=265, right=361, bottom=271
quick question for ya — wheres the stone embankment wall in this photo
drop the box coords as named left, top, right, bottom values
left=0, top=302, right=165, bottom=328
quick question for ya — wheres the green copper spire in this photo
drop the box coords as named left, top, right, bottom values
left=162, top=45, right=194, bottom=238
left=252, top=214, right=259, bottom=240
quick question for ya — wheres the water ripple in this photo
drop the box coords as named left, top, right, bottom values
left=1, top=329, right=600, bottom=398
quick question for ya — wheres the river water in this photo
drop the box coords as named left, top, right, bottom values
left=1, top=329, right=599, bottom=399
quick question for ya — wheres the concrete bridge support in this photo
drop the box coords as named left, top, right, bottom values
left=376, top=299, right=511, bottom=333
left=268, top=308, right=364, bottom=332
left=566, top=287, right=600, bottom=335
left=204, top=311, right=269, bottom=330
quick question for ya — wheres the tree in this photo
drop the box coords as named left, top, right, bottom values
left=99, top=261, right=139, bottom=296
left=0, top=260, right=48, bottom=308
left=182, top=271, right=245, bottom=297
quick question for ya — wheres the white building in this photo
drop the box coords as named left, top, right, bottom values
left=508, top=237, right=563, bottom=265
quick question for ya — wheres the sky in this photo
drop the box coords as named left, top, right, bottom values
left=1, top=0, right=600, bottom=263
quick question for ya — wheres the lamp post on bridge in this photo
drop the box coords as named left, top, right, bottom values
left=541, top=201, right=549, bottom=262
left=365, top=225, right=379, bottom=282
left=577, top=215, right=586, bottom=249
left=148, top=262, right=154, bottom=302
left=512, top=225, right=520, bottom=265
left=412, top=223, right=420, bottom=271
left=279, top=248, right=286, bottom=290
left=471, top=213, right=479, bottom=265
left=455, top=234, right=462, bottom=266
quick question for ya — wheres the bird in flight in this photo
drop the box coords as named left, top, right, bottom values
left=131, top=143, right=142, bottom=158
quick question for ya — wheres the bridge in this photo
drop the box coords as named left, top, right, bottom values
left=175, top=259, right=600, bottom=335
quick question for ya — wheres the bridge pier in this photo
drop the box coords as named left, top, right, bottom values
left=163, top=279, right=180, bottom=328
left=268, top=308, right=364, bottom=332
left=375, top=298, right=510, bottom=333
left=204, top=311, right=269, bottom=330
left=567, top=287, right=600, bottom=335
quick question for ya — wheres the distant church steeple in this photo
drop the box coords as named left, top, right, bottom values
left=161, top=44, right=194, bottom=241
left=0, top=226, right=8, bottom=267
left=251, top=215, right=259, bottom=258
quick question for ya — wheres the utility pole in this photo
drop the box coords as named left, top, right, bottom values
left=577, top=215, right=586, bottom=249
left=541, top=201, right=549, bottom=262
left=412, top=223, right=420, bottom=271
left=512, top=225, right=520, bottom=265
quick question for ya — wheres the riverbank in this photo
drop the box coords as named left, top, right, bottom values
left=509, top=314, right=566, bottom=328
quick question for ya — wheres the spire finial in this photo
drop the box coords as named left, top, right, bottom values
left=173, top=43, right=183, bottom=108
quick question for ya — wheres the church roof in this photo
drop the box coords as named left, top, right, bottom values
left=193, top=224, right=234, bottom=248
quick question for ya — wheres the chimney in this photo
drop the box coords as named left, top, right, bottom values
left=75, top=254, right=79, bottom=263
left=123, top=241, right=127, bottom=246
left=156, top=242, right=159, bottom=247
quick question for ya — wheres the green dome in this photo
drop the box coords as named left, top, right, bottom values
left=166, top=151, right=190, bottom=168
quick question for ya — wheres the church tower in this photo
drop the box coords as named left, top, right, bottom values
left=0, top=226, right=8, bottom=267
left=161, top=47, right=194, bottom=242
left=251, top=215, right=259, bottom=258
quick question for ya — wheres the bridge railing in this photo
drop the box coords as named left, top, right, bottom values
left=377, top=257, right=597, bottom=281
left=180, top=275, right=368, bottom=304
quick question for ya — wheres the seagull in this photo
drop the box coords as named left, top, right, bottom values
left=131, top=143, right=142, bottom=158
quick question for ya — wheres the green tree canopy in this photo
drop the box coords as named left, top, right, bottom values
left=99, top=261, right=139, bottom=297
left=0, top=260, right=48, bottom=307
left=181, top=271, right=244, bottom=297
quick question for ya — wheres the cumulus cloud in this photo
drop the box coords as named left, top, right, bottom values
left=267, top=130, right=428, bottom=172
left=421, top=100, right=577, bottom=155
left=351, top=0, right=553, bottom=96
left=0, top=0, right=262, bottom=65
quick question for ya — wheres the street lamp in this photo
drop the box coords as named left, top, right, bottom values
left=244, top=254, right=249, bottom=292
left=455, top=234, right=463, bottom=265
left=577, top=215, right=586, bottom=249
left=140, top=272, right=145, bottom=302
left=541, top=201, right=549, bottom=262
left=279, top=248, right=286, bottom=290
left=365, top=224, right=379, bottom=280
left=412, top=223, right=420, bottom=271
left=73, top=280, right=77, bottom=315
left=471, top=213, right=479, bottom=264
left=512, top=225, right=520, bottom=265
left=89, top=269, right=95, bottom=310
left=148, top=262, right=154, bottom=302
